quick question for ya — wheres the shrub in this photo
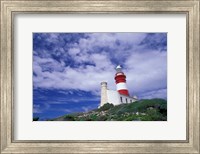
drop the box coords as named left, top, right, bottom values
left=88, top=114, right=98, bottom=121
left=96, top=115, right=108, bottom=121
left=146, top=109, right=163, bottom=121
left=64, top=115, right=75, bottom=121
left=99, top=103, right=114, bottom=111
left=124, top=115, right=138, bottom=121
left=33, top=117, right=39, bottom=121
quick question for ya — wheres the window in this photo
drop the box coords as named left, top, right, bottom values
left=130, top=100, right=132, bottom=103
left=120, top=97, right=123, bottom=103
left=126, top=98, right=128, bottom=103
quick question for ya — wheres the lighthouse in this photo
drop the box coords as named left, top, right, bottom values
left=115, top=65, right=130, bottom=96
left=99, top=65, right=137, bottom=107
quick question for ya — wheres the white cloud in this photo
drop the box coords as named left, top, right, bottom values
left=124, top=50, right=167, bottom=95
left=68, top=48, right=80, bottom=56
left=33, top=104, right=42, bottom=113
left=33, top=33, right=167, bottom=99
left=33, top=55, right=116, bottom=95
left=139, top=88, right=167, bottom=99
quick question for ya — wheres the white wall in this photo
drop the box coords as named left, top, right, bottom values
left=107, top=90, right=120, bottom=105
left=119, top=94, right=137, bottom=104
left=107, top=90, right=137, bottom=105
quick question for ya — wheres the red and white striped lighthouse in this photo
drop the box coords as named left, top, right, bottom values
left=114, top=65, right=130, bottom=96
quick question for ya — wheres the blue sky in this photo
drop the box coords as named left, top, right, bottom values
left=33, top=33, right=167, bottom=120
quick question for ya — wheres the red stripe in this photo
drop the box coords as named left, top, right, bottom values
left=115, top=74, right=126, bottom=84
left=118, top=89, right=129, bottom=96
left=116, top=80, right=126, bottom=84
left=115, top=74, right=126, bottom=79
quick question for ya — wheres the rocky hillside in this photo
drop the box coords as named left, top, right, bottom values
left=51, top=98, right=167, bottom=121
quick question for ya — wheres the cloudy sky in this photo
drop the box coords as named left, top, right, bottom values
left=33, top=33, right=167, bottom=120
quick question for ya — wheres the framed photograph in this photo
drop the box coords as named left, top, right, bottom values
left=33, top=32, right=167, bottom=122
left=1, top=0, right=199, bottom=153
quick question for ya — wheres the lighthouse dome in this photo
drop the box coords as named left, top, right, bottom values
left=116, top=65, right=122, bottom=73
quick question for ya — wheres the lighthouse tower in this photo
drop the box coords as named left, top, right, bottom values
left=99, top=65, right=137, bottom=107
left=115, top=65, right=130, bottom=96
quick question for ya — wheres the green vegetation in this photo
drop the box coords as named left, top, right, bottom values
left=33, top=117, right=39, bottom=121
left=52, top=98, right=167, bottom=121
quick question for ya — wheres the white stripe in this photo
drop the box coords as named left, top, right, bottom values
left=116, top=82, right=128, bottom=90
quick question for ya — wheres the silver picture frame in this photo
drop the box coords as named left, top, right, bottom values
left=0, top=0, right=199, bottom=153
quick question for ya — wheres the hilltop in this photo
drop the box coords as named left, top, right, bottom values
left=51, top=98, right=167, bottom=121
